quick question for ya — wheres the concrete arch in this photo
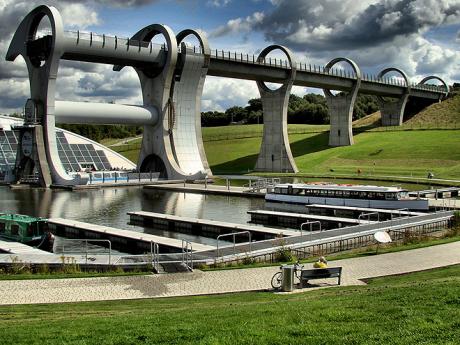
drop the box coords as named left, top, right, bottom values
left=322, top=57, right=361, bottom=147
left=377, top=67, right=411, bottom=93
left=419, top=76, right=449, bottom=98
left=377, top=67, right=411, bottom=127
left=254, top=44, right=298, bottom=173
left=176, top=29, right=211, bottom=67
left=323, top=57, right=361, bottom=97
left=173, top=29, right=212, bottom=176
left=114, top=24, right=178, bottom=79
left=256, top=45, right=297, bottom=92
left=6, top=5, right=82, bottom=186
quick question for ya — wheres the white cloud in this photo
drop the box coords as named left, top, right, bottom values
left=207, top=0, right=231, bottom=7
left=210, top=12, right=265, bottom=38
left=202, top=77, right=259, bottom=111
left=61, top=4, right=100, bottom=29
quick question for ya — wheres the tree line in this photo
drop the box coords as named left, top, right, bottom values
left=53, top=93, right=379, bottom=141
left=201, top=93, right=379, bottom=127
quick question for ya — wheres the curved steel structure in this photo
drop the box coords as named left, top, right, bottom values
left=254, top=45, right=298, bottom=173
left=5, top=6, right=452, bottom=184
left=323, top=57, right=362, bottom=146
left=6, top=5, right=84, bottom=186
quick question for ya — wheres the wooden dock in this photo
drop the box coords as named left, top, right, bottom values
left=248, top=210, right=373, bottom=229
left=47, top=218, right=213, bottom=253
left=128, top=211, right=299, bottom=241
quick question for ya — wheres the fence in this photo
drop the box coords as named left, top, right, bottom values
left=209, top=211, right=454, bottom=265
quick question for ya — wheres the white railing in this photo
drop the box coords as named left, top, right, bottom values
left=31, top=29, right=447, bottom=94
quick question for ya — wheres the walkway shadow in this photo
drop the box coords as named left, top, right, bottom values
left=210, top=132, right=332, bottom=173
left=290, top=132, right=330, bottom=157
left=210, top=154, right=259, bottom=174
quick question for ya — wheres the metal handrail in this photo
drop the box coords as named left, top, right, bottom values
left=59, top=238, right=112, bottom=265
left=182, top=239, right=193, bottom=271
left=392, top=208, right=409, bottom=219
left=216, top=231, right=252, bottom=258
left=112, top=254, right=152, bottom=265
left=358, top=211, right=380, bottom=223
left=151, top=241, right=159, bottom=273
left=300, top=221, right=322, bottom=241
left=34, top=30, right=446, bottom=94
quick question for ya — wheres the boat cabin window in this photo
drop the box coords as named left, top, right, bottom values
left=385, top=193, right=397, bottom=200
left=27, top=224, right=34, bottom=236
left=278, top=188, right=288, bottom=194
left=0, top=222, right=5, bottom=233
left=11, top=224, right=19, bottom=236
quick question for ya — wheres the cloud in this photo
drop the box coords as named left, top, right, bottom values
left=57, top=0, right=159, bottom=7
left=206, top=0, right=231, bottom=7
left=202, top=77, right=259, bottom=111
left=210, top=12, right=265, bottom=38
left=254, top=0, right=460, bottom=51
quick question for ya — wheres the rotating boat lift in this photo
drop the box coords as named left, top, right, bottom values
left=6, top=5, right=449, bottom=186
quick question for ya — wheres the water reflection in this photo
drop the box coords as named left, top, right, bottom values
left=0, top=186, right=265, bottom=246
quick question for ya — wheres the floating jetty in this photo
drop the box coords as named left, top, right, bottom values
left=247, top=209, right=374, bottom=229
left=304, top=204, right=426, bottom=220
left=47, top=218, right=213, bottom=253
left=409, top=187, right=460, bottom=199
left=128, top=211, right=298, bottom=241
left=0, top=239, right=54, bottom=256
left=144, top=183, right=264, bottom=198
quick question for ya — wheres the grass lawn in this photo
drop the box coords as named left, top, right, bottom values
left=107, top=125, right=460, bottom=180
left=205, top=129, right=460, bottom=178
left=1, top=265, right=460, bottom=344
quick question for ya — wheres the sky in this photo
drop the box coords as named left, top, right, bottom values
left=0, top=0, right=459, bottom=114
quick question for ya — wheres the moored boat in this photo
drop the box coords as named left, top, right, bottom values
left=0, top=213, right=52, bottom=248
left=266, top=183, right=430, bottom=211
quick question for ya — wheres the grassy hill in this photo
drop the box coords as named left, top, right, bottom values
left=205, top=128, right=460, bottom=178
left=404, top=93, right=460, bottom=128
left=109, top=95, right=460, bottom=180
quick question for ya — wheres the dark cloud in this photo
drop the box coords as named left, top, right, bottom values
left=257, top=0, right=460, bottom=51
left=58, top=0, right=159, bottom=7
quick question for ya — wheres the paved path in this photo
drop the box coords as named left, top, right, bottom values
left=1, top=241, right=459, bottom=305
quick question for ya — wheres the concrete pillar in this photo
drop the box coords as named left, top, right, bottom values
left=323, top=58, right=361, bottom=147
left=6, top=5, right=84, bottom=186
left=115, top=26, right=209, bottom=180
left=378, top=97, right=408, bottom=126
left=172, top=30, right=212, bottom=177
left=254, top=45, right=298, bottom=173
left=377, top=68, right=410, bottom=126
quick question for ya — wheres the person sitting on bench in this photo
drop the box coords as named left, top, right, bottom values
left=313, top=256, right=328, bottom=269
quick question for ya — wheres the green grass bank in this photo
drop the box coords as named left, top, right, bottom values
left=111, top=125, right=460, bottom=180
left=1, top=264, right=459, bottom=344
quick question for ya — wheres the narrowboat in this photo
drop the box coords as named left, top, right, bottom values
left=0, top=213, right=50, bottom=245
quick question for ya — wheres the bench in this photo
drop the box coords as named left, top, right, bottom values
left=300, top=267, right=342, bottom=287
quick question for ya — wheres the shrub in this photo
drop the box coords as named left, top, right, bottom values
left=273, top=235, right=295, bottom=263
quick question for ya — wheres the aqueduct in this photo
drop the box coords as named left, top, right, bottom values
left=6, top=5, right=449, bottom=186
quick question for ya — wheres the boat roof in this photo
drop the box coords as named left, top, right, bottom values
left=0, top=214, right=46, bottom=224
left=274, top=183, right=407, bottom=193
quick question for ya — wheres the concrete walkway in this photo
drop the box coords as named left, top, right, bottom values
left=1, top=241, right=459, bottom=305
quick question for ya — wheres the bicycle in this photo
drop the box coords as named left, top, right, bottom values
left=271, top=260, right=304, bottom=290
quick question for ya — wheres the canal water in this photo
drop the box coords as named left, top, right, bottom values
left=0, top=186, right=265, bottom=247
left=0, top=179, right=440, bottom=251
